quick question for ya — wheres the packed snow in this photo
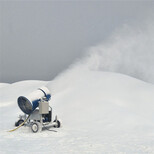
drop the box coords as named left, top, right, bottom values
left=0, top=68, right=154, bottom=153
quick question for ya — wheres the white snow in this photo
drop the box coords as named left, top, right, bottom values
left=0, top=68, right=154, bottom=153
left=0, top=83, right=10, bottom=88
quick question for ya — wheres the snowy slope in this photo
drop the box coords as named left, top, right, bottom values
left=0, top=69, right=154, bottom=153
left=0, top=83, right=10, bottom=88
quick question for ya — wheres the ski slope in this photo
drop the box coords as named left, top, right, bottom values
left=0, top=69, right=154, bottom=153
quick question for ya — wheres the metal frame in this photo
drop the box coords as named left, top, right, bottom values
left=16, top=98, right=60, bottom=133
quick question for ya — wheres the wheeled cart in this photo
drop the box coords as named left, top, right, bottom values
left=10, top=87, right=61, bottom=133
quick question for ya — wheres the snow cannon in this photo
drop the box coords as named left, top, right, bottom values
left=18, top=87, right=51, bottom=114
left=12, top=86, right=61, bottom=133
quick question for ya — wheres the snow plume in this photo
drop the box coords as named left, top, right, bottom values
left=78, top=19, right=154, bottom=84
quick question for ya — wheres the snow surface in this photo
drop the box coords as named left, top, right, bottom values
left=0, top=68, right=154, bottom=153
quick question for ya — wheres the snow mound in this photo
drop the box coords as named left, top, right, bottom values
left=0, top=83, right=10, bottom=88
left=0, top=70, right=154, bottom=153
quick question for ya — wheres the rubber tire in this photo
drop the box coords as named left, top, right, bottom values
left=31, top=122, right=40, bottom=133
left=53, top=120, right=61, bottom=128
left=15, top=119, right=24, bottom=127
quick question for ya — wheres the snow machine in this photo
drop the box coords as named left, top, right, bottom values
left=12, top=87, right=61, bottom=133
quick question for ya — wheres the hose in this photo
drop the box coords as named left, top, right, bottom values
left=8, top=115, right=30, bottom=132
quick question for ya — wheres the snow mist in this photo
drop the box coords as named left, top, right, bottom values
left=81, top=19, right=154, bottom=84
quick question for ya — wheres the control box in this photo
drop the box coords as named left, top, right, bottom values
left=39, top=101, right=49, bottom=114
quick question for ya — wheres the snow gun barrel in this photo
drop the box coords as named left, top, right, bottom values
left=17, top=87, right=51, bottom=114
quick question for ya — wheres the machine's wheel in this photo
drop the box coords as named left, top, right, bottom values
left=31, top=122, right=41, bottom=133
left=53, top=120, right=61, bottom=128
left=15, top=119, right=24, bottom=127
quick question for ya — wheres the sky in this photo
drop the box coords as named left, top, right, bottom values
left=0, top=1, right=153, bottom=83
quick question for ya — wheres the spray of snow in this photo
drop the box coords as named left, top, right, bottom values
left=69, top=19, right=154, bottom=84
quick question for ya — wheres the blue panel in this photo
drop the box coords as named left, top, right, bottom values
left=32, top=99, right=39, bottom=111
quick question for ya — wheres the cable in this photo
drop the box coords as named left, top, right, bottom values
left=8, top=115, right=30, bottom=132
